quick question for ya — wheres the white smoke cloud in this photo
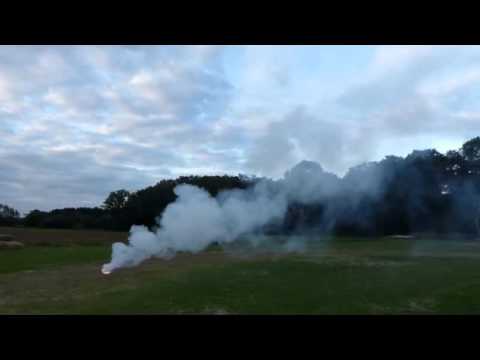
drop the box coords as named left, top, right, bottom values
left=102, top=181, right=289, bottom=274
left=101, top=160, right=341, bottom=273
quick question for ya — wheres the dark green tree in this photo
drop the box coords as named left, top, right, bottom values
left=103, top=190, right=130, bottom=211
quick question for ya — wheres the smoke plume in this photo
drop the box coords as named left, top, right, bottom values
left=101, top=160, right=337, bottom=273
left=102, top=181, right=289, bottom=273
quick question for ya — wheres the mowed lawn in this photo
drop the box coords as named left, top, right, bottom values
left=2, top=227, right=480, bottom=314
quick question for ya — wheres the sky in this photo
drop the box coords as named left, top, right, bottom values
left=1, top=45, right=480, bottom=214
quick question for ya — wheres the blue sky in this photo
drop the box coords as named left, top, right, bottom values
left=1, top=45, right=479, bottom=213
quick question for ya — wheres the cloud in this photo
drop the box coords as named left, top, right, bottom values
left=245, top=106, right=379, bottom=177
left=241, top=46, right=480, bottom=178
left=2, top=45, right=480, bottom=213
left=0, top=149, right=157, bottom=214
left=0, top=45, right=238, bottom=213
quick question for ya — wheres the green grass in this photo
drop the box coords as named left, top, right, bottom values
left=0, top=246, right=110, bottom=274
left=2, top=235, right=480, bottom=314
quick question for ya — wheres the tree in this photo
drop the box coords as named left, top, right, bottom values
left=102, top=190, right=130, bottom=211
left=0, top=203, right=21, bottom=227
left=9, top=136, right=480, bottom=236
left=0, top=204, right=20, bottom=218
left=461, top=137, right=480, bottom=162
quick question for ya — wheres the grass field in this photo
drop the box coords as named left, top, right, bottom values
left=2, top=227, right=480, bottom=314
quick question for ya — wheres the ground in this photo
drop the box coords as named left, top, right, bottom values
left=1, top=227, right=480, bottom=314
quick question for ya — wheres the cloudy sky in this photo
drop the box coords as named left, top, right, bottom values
left=1, top=45, right=480, bottom=214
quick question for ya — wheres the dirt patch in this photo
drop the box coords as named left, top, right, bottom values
left=406, top=300, right=434, bottom=313
left=0, top=240, right=24, bottom=249
left=201, top=307, right=231, bottom=315
left=369, top=299, right=437, bottom=314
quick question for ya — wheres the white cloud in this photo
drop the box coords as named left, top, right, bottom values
left=2, top=45, right=480, bottom=213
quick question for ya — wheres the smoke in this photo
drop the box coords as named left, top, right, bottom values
left=102, top=180, right=289, bottom=274
left=101, top=160, right=342, bottom=273
left=104, top=148, right=473, bottom=273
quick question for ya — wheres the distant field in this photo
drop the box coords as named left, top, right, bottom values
left=0, top=226, right=128, bottom=246
left=2, top=227, right=480, bottom=314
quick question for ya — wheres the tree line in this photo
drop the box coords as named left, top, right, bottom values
left=4, top=175, right=251, bottom=231
left=2, top=136, right=480, bottom=238
left=278, top=137, right=480, bottom=237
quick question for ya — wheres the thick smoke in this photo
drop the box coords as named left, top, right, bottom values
left=102, top=143, right=480, bottom=274
left=101, top=160, right=333, bottom=273
left=102, top=181, right=289, bottom=273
